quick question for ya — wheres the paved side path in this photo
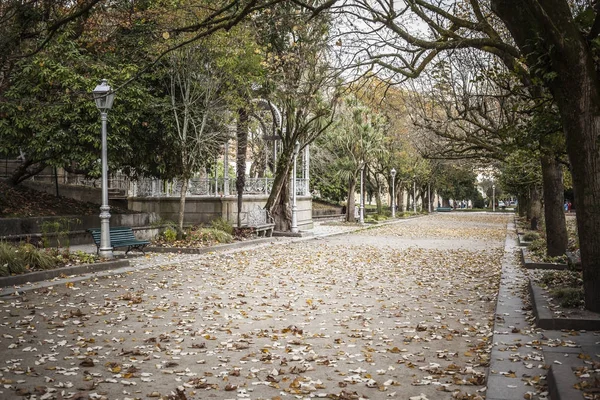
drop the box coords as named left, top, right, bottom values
left=486, top=220, right=547, bottom=400
left=0, top=214, right=545, bottom=400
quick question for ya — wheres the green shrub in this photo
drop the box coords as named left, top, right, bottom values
left=522, top=232, right=540, bottom=241
left=0, top=242, right=26, bottom=274
left=210, top=218, right=233, bottom=235
left=551, top=287, right=584, bottom=308
left=0, top=242, right=59, bottom=274
left=190, top=228, right=233, bottom=244
left=19, top=244, right=58, bottom=270
left=71, top=250, right=99, bottom=265
left=161, top=227, right=178, bottom=243
left=528, top=238, right=546, bottom=255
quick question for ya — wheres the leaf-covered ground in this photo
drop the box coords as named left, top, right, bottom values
left=0, top=213, right=509, bottom=400
left=0, top=181, right=131, bottom=218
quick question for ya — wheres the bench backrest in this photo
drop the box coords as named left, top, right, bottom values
left=244, top=207, right=273, bottom=226
left=88, top=227, right=138, bottom=244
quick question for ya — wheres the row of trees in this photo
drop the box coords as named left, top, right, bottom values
left=310, top=78, right=482, bottom=221
left=324, top=0, right=600, bottom=309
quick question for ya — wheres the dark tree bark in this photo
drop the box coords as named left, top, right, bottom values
left=9, top=159, right=48, bottom=185
left=236, top=108, right=249, bottom=228
left=375, top=187, right=382, bottom=214
left=492, top=0, right=600, bottom=311
left=346, top=176, right=356, bottom=222
left=541, top=154, right=568, bottom=256
left=517, top=194, right=528, bottom=218
left=529, top=185, right=542, bottom=231
left=267, top=151, right=293, bottom=231
left=271, top=175, right=292, bottom=232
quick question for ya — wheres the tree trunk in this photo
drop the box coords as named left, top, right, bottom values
left=265, top=148, right=294, bottom=231
left=10, top=159, right=48, bottom=185
left=271, top=176, right=291, bottom=232
left=517, top=194, right=527, bottom=218
left=375, top=187, right=382, bottom=214
left=346, top=176, right=356, bottom=222
left=236, top=108, right=249, bottom=228
left=178, top=177, right=188, bottom=234
left=541, top=154, right=568, bottom=256
left=529, top=185, right=542, bottom=231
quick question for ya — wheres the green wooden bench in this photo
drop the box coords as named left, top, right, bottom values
left=436, top=207, right=453, bottom=212
left=87, top=227, right=150, bottom=255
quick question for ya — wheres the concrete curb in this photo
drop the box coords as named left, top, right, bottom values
left=517, top=234, right=532, bottom=247
left=529, top=279, right=600, bottom=330
left=548, top=365, right=584, bottom=400
left=520, top=247, right=567, bottom=270
left=529, top=279, right=558, bottom=330
left=0, top=259, right=130, bottom=288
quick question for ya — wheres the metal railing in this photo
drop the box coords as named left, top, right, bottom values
left=16, top=167, right=309, bottom=198
left=130, top=177, right=309, bottom=197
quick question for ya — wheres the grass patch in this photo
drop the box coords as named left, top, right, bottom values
left=153, top=225, right=234, bottom=248
left=539, top=269, right=583, bottom=288
left=528, top=238, right=568, bottom=264
left=189, top=228, right=233, bottom=244
left=522, top=232, right=540, bottom=242
left=210, top=218, right=234, bottom=235
left=533, top=269, right=585, bottom=309
left=0, top=242, right=59, bottom=275
left=550, top=287, right=584, bottom=308
left=0, top=242, right=102, bottom=277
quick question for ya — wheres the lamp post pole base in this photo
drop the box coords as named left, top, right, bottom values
left=99, top=205, right=113, bottom=259
left=291, top=204, right=298, bottom=233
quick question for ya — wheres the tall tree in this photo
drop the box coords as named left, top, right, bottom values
left=488, top=0, right=600, bottom=307
left=163, top=44, right=230, bottom=233
left=0, top=33, right=161, bottom=184
left=323, top=96, right=387, bottom=221
left=257, top=3, right=340, bottom=231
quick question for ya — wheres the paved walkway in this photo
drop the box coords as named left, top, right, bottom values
left=0, top=214, right=596, bottom=399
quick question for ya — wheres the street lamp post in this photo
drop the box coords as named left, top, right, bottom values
left=413, top=175, right=417, bottom=213
left=359, top=165, right=365, bottom=224
left=492, top=184, right=496, bottom=212
left=92, top=79, right=115, bottom=259
left=427, top=182, right=431, bottom=213
left=224, top=140, right=230, bottom=196
left=390, top=168, right=396, bottom=218
left=291, top=141, right=300, bottom=233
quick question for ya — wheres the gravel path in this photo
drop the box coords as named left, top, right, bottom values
left=0, top=213, right=510, bottom=400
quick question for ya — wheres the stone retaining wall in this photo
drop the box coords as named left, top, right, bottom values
left=128, top=195, right=314, bottom=230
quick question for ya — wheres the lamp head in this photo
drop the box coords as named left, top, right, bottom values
left=92, top=79, right=115, bottom=111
